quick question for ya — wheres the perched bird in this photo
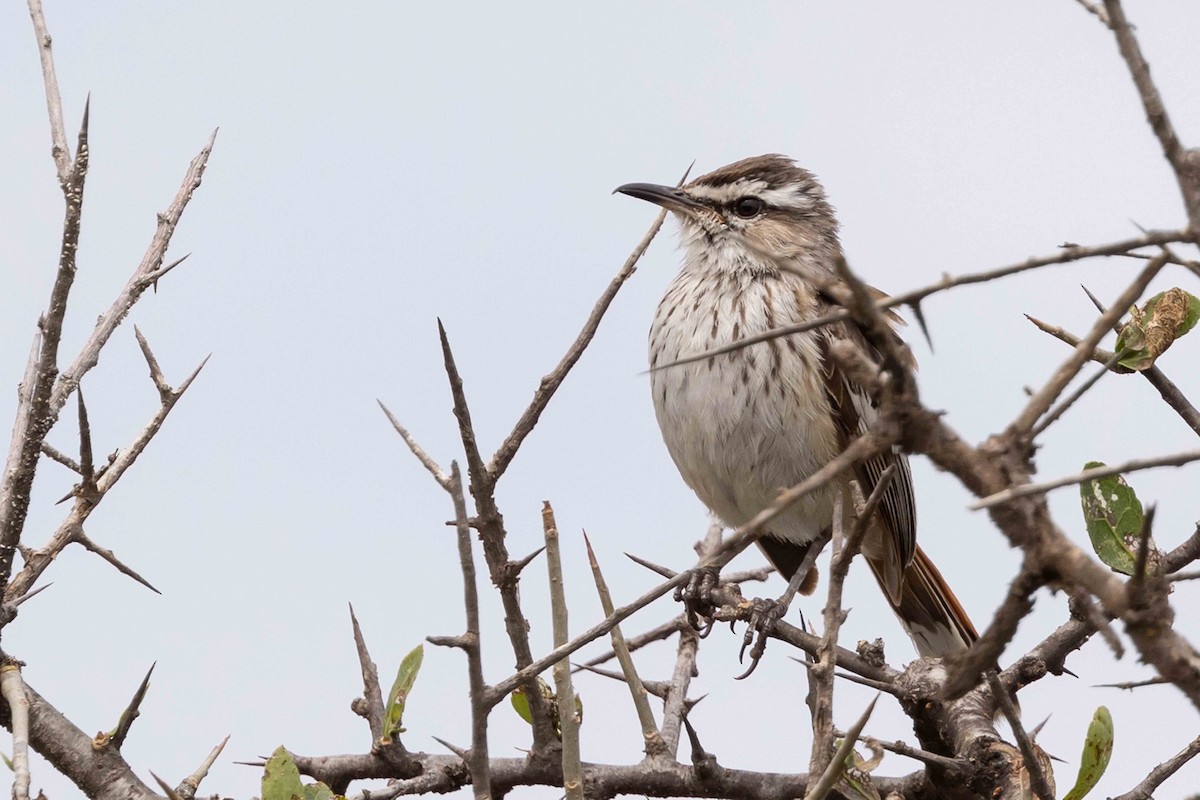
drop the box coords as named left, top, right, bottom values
left=617, top=154, right=976, bottom=658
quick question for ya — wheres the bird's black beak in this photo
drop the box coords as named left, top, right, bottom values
left=614, top=182, right=705, bottom=215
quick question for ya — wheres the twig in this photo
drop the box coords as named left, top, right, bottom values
left=1095, top=676, right=1167, bottom=691
left=1112, top=732, right=1200, bottom=800
left=48, top=129, right=218, bottom=420
left=447, top=464, right=491, bottom=799
left=856, top=735, right=965, bottom=772
left=348, top=604, right=385, bottom=742
left=109, top=663, right=155, bottom=750
left=134, top=326, right=173, bottom=401
left=74, top=531, right=160, bottom=594
left=660, top=627, right=700, bottom=759
left=1163, top=523, right=1200, bottom=573
left=40, top=442, right=81, bottom=473
left=986, top=672, right=1053, bottom=800
left=1102, top=0, right=1200, bottom=227
left=1032, top=349, right=1125, bottom=436
left=487, top=163, right=691, bottom=482
left=804, top=694, right=878, bottom=800
left=970, top=448, right=1200, bottom=509
left=944, top=563, right=1043, bottom=700
left=0, top=101, right=90, bottom=593
left=582, top=533, right=664, bottom=755
left=174, top=736, right=230, bottom=800
left=543, top=503, right=583, bottom=800
left=652, top=230, right=1188, bottom=372
left=76, top=389, right=95, bottom=491
left=1012, top=254, right=1167, bottom=433
left=437, top=321, right=556, bottom=749
left=576, top=616, right=684, bottom=670
left=1, top=662, right=31, bottom=800
left=26, top=0, right=72, bottom=183
left=5, top=355, right=208, bottom=602
left=377, top=400, right=450, bottom=491
left=806, top=493, right=845, bottom=781
left=809, top=475, right=890, bottom=777
left=149, top=771, right=184, bottom=800
left=1074, top=0, right=1111, bottom=27
left=1025, top=313, right=1200, bottom=438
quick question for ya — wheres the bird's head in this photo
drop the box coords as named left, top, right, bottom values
left=616, top=154, right=840, bottom=274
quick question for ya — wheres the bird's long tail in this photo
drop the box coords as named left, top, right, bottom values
left=869, top=544, right=978, bottom=658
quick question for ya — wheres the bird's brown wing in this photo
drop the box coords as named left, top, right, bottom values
left=817, top=298, right=916, bottom=603
left=816, top=287, right=977, bottom=656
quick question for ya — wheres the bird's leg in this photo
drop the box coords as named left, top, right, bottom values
left=735, top=563, right=815, bottom=679
left=735, top=530, right=831, bottom=679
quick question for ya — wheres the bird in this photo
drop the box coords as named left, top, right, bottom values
left=616, top=154, right=977, bottom=659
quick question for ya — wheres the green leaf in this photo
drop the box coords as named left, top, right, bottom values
left=511, top=677, right=578, bottom=739
left=0, top=752, right=11, bottom=772
left=1116, top=288, right=1200, bottom=371
left=1063, top=706, right=1114, bottom=800
left=1080, top=463, right=1143, bottom=575
left=511, top=685, right=533, bottom=725
left=262, top=746, right=338, bottom=800
left=262, top=746, right=304, bottom=800
left=302, top=782, right=336, bottom=800
left=381, top=644, right=424, bottom=743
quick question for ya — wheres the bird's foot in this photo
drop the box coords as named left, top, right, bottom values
left=735, top=596, right=790, bottom=680
left=674, top=565, right=723, bottom=636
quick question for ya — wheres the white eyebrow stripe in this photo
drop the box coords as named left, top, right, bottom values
left=756, top=186, right=818, bottom=211
left=687, top=179, right=817, bottom=212
left=687, top=179, right=768, bottom=203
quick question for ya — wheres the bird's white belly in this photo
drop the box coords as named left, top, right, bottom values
left=649, top=271, right=841, bottom=546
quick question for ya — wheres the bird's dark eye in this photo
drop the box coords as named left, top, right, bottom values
left=733, top=197, right=765, bottom=218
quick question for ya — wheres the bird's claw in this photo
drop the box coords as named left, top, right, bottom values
left=674, top=566, right=722, bottom=635
left=734, top=597, right=788, bottom=680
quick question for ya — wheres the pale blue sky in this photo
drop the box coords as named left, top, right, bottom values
left=2, top=2, right=1199, bottom=797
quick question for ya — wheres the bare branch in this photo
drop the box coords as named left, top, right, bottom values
left=26, top=0, right=72, bottom=183
left=348, top=604, right=385, bottom=743
left=40, top=442, right=80, bottom=474
left=49, top=129, right=218, bottom=420
left=653, top=230, right=1188, bottom=373
left=75, top=531, right=161, bottom=594
left=174, top=735, right=230, bottom=800
left=377, top=400, right=449, bottom=491
left=108, top=662, right=155, bottom=750
left=1112, top=732, right=1200, bottom=800
left=582, top=533, right=664, bottom=756
left=659, top=627, right=699, bottom=759
left=0, top=101, right=91, bottom=593
left=1164, top=523, right=1200, bottom=573
left=487, top=162, right=691, bottom=482
left=1026, top=312, right=1200, bottom=438
left=1073, top=0, right=1111, bottom=27
left=543, top=503, right=583, bottom=800
left=970, top=448, right=1200, bottom=510
left=1012, top=254, right=1166, bottom=433
left=1, top=662, right=31, bottom=800
left=804, top=694, right=878, bottom=800
left=134, top=326, right=173, bottom=401
left=447, top=463, right=491, bottom=798
left=5, top=356, right=207, bottom=602
left=437, top=321, right=556, bottom=749
left=1101, top=0, right=1200, bottom=227
left=986, top=672, right=1053, bottom=800
left=577, top=616, right=685, bottom=671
